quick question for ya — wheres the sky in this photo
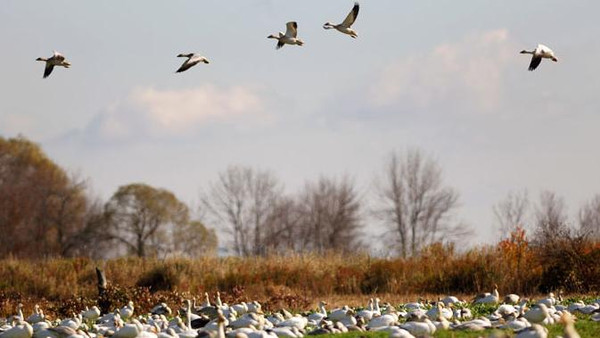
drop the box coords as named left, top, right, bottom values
left=1, top=0, right=600, bottom=247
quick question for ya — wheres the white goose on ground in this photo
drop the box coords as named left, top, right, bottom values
left=307, top=301, right=327, bottom=324
left=26, top=306, right=44, bottom=324
left=323, top=2, right=360, bottom=38
left=267, top=22, right=304, bottom=49
left=175, top=53, right=209, bottom=73
left=520, top=44, right=558, bottom=71
left=524, top=303, right=550, bottom=324
left=119, top=301, right=134, bottom=321
left=36, top=51, right=71, bottom=78
left=515, top=323, right=548, bottom=338
left=474, top=284, right=500, bottom=305
left=0, top=320, right=33, bottom=338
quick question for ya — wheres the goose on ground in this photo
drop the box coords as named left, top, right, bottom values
left=356, top=299, right=374, bottom=321
left=81, top=306, right=100, bottom=325
left=150, top=303, right=172, bottom=316
left=119, top=301, right=134, bottom=321
left=267, top=22, right=304, bottom=49
left=474, top=284, right=500, bottom=305
left=36, top=51, right=71, bottom=78
left=505, top=294, right=521, bottom=305
left=524, top=304, right=550, bottom=324
left=0, top=321, right=33, bottom=338
left=515, top=323, right=548, bottom=338
left=176, top=53, right=209, bottom=73
left=307, top=301, right=327, bottom=324
left=26, top=306, right=44, bottom=324
left=323, top=2, right=360, bottom=38
left=520, top=44, right=558, bottom=71
left=400, top=318, right=436, bottom=336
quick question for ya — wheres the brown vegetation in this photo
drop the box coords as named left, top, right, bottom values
left=1, top=230, right=599, bottom=318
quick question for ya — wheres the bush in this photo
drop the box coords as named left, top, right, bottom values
left=137, top=264, right=181, bottom=292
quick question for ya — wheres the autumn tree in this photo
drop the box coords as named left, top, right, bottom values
left=172, top=220, right=218, bottom=257
left=295, top=176, right=363, bottom=253
left=201, top=166, right=282, bottom=256
left=105, top=183, right=190, bottom=257
left=0, top=136, right=88, bottom=258
left=579, top=195, right=600, bottom=240
left=373, top=149, right=468, bottom=257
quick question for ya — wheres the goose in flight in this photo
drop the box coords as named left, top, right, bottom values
left=176, top=53, right=209, bottom=73
left=323, top=2, right=360, bottom=38
left=36, top=51, right=71, bottom=78
left=520, top=44, right=558, bottom=71
left=268, top=21, right=304, bottom=49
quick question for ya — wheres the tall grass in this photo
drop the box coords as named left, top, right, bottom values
left=1, top=232, right=599, bottom=318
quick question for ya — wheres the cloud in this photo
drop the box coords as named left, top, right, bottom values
left=370, top=29, right=519, bottom=114
left=131, top=85, right=264, bottom=133
left=76, top=84, right=268, bottom=143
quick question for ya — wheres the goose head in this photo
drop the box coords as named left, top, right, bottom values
left=36, top=57, right=47, bottom=62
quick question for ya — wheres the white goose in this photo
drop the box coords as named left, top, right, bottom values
left=474, top=284, right=500, bottom=305
left=119, top=301, right=135, bottom=321
left=307, top=301, right=328, bottom=324
left=520, top=44, right=558, bottom=71
left=323, top=2, right=360, bottom=38
left=36, top=51, right=71, bottom=78
left=176, top=53, right=209, bottom=73
left=0, top=321, right=33, bottom=338
left=267, top=22, right=304, bottom=49
left=26, top=306, right=44, bottom=324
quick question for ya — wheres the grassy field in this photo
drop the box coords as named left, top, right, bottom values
left=0, top=239, right=600, bottom=318
left=0, top=252, right=599, bottom=336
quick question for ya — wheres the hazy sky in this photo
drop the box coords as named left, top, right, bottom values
left=1, top=0, right=600, bottom=246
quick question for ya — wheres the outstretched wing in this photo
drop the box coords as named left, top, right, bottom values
left=276, top=40, right=285, bottom=49
left=43, top=63, right=54, bottom=78
left=176, top=59, right=195, bottom=73
left=341, top=2, right=359, bottom=27
left=285, top=21, right=298, bottom=38
left=528, top=56, right=542, bottom=71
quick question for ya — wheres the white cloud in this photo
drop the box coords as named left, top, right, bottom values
left=79, top=84, right=268, bottom=142
left=370, top=29, right=519, bottom=113
left=131, top=85, right=265, bottom=133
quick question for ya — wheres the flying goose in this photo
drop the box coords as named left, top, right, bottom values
left=36, top=51, right=71, bottom=78
left=520, top=44, right=558, bottom=71
left=267, top=21, right=304, bottom=49
left=323, top=2, right=360, bottom=38
left=176, top=53, right=209, bottom=73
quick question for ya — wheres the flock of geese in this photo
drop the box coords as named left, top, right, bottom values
left=35, top=2, right=559, bottom=79
left=1, top=287, right=600, bottom=338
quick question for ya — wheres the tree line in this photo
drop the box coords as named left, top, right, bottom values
left=1, top=135, right=599, bottom=259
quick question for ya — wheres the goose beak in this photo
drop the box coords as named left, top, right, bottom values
left=552, top=57, right=558, bottom=62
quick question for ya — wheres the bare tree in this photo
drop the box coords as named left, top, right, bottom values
left=374, top=149, right=465, bottom=257
left=579, top=194, right=600, bottom=240
left=295, top=176, right=363, bottom=253
left=261, top=197, right=301, bottom=254
left=493, top=190, right=530, bottom=238
left=533, top=191, right=570, bottom=244
left=201, top=166, right=282, bottom=256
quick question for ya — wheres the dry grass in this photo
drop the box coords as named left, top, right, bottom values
left=1, top=234, right=599, bottom=318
